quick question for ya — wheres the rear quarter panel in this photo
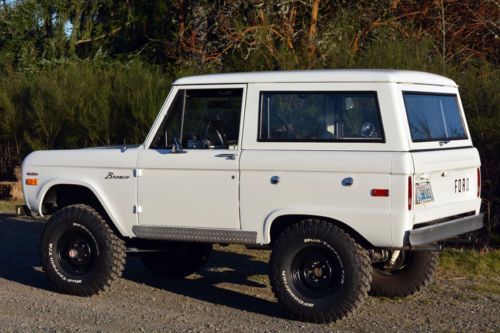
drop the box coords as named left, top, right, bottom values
left=239, top=82, right=406, bottom=246
left=240, top=150, right=394, bottom=246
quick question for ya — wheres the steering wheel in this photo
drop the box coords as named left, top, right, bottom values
left=201, top=121, right=228, bottom=149
left=360, top=122, right=378, bottom=138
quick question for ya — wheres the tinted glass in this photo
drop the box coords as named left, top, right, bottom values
left=403, top=93, right=467, bottom=142
left=150, top=92, right=184, bottom=149
left=151, top=89, right=243, bottom=149
left=183, top=89, right=242, bottom=148
left=259, top=92, right=382, bottom=141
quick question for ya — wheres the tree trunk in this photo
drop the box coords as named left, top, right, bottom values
left=178, top=0, right=186, bottom=54
left=439, top=0, right=446, bottom=69
left=308, top=0, right=320, bottom=63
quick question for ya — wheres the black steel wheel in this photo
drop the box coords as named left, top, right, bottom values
left=289, top=245, right=343, bottom=300
left=40, top=204, right=125, bottom=296
left=269, top=219, right=372, bottom=323
left=57, top=229, right=97, bottom=276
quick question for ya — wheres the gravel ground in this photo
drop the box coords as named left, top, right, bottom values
left=0, top=213, right=498, bottom=332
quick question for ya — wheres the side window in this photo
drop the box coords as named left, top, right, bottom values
left=151, top=88, right=243, bottom=149
left=259, top=93, right=334, bottom=140
left=340, top=95, right=382, bottom=139
left=259, top=91, right=383, bottom=142
left=151, top=92, right=184, bottom=149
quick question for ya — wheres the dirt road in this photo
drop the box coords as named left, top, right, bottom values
left=0, top=213, right=498, bottom=332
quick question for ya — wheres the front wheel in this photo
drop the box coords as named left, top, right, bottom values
left=370, top=250, right=439, bottom=297
left=40, top=204, right=126, bottom=296
left=269, top=220, right=372, bottom=323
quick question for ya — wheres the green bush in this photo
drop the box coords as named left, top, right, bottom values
left=0, top=60, right=171, bottom=177
left=0, top=51, right=498, bottom=245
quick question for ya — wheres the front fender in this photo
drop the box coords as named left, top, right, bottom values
left=35, top=179, right=129, bottom=237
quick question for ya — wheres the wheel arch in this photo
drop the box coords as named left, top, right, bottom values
left=266, top=211, right=374, bottom=250
left=39, top=181, right=126, bottom=237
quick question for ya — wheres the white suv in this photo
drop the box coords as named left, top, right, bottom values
left=22, top=70, right=483, bottom=323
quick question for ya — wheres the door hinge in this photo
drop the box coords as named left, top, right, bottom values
left=134, top=169, right=143, bottom=177
left=133, top=205, right=143, bottom=214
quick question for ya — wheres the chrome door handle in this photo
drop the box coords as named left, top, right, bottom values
left=214, top=153, right=237, bottom=160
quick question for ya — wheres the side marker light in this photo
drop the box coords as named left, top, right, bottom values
left=371, top=189, right=389, bottom=197
left=25, top=179, right=38, bottom=186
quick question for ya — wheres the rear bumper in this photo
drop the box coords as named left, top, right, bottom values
left=409, top=213, right=484, bottom=246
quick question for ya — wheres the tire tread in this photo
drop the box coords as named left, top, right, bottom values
left=41, top=204, right=125, bottom=296
left=269, top=219, right=372, bottom=323
left=370, top=250, right=439, bottom=297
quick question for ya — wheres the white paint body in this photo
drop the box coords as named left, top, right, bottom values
left=22, top=70, right=482, bottom=248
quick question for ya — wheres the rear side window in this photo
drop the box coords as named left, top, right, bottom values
left=403, top=93, right=467, bottom=142
left=258, top=91, right=383, bottom=142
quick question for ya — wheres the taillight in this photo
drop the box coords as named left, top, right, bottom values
left=477, top=168, right=481, bottom=198
left=408, top=176, right=413, bottom=210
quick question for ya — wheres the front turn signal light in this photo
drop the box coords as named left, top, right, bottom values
left=25, top=178, right=38, bottom=186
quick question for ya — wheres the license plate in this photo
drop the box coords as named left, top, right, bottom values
left=416, top=182, right=434, bottom=204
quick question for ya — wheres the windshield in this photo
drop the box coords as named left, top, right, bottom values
left=403, top=93, right=467, bottom=142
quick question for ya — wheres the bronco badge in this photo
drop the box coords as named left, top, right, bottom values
left=105, top=172, right=130, bottom=180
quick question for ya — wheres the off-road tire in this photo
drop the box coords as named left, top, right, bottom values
left=370, top=250, right=439, bottom=297
left=40, top=204, right=126, bottom=296
left=269, top=219, right=372, bottom=323
left=140, top=242, right=212, bottom=277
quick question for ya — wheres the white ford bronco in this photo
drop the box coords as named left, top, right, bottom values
left=22, top=70, right=483, bottom=323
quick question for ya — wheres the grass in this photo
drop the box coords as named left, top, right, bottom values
left=214, top=245, right=500, bottom=295
left=0, top=200, right=24, bottom=213
left=438, top=249, right=500, bottom=295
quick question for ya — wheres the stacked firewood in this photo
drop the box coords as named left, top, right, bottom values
left=0, top=167, right=23, bottom=201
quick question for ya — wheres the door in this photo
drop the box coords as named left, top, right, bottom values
left=403, top=92, right=482, bottom=224
left=137, top=86, right=246, bottom=229
left=411, top=148, right=481, bottom=224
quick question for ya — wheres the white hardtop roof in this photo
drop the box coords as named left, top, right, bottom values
left=174, top=69, right=457, bottom=87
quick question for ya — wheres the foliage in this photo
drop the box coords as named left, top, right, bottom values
left=0, top=0, right=498, bottom=240
left=0, top=60, right=170, bottom=178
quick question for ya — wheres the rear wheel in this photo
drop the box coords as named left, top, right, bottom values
left=269, top=220, right=372, bottom=323
left=140, top=242, right=212, bottom=277
left=40, top=204, right=126, bottom=296
left=370, top=250, right=439, bottom=297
